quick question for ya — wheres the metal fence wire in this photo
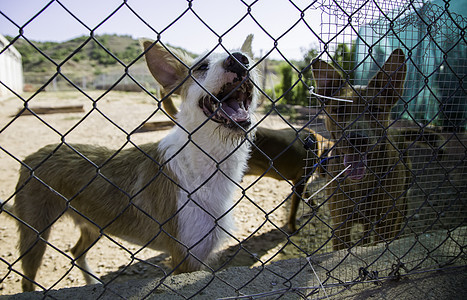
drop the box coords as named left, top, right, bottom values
left=0, top=0, right=466, bottom=298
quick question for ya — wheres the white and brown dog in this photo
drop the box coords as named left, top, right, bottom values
left=13, top=36, right=258, bottom=291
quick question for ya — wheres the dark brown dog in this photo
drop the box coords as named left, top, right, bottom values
left=247, top=126, right=331, bottom=232
left=312, top=49, right=410, bottom=250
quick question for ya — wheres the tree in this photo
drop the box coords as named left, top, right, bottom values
left=276, top=48, right=320, bottom=106
left=280, top=63, right=294, bottom=103
left=120, top=44, right=140, bottom=64
left=331, top=42, right=356, bottom=81
left=90, top=43, right=116, bottom=65
left=296, top=48, right=319, bottom=106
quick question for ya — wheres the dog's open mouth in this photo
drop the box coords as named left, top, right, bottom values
left=343, top=153, right=367, bottom=181
left=199, top=79, right=253, bottom=129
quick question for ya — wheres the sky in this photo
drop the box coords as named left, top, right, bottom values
left=0, top=0, right=376, bottom=61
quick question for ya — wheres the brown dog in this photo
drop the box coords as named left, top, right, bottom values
left=311, top=49, right=410, bottom=250
left=12, top=36, right=259, bottom=291
left=247, top=126, right=331, bottom=232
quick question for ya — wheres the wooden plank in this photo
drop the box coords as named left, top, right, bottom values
left=135, top=121, right=174, bottom=133
left=19, top=105, right=85, bottom=115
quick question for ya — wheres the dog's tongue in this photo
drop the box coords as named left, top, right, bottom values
left=221, top=100, right=249, bottom=123
left=343, top=153, right=367, bottom=180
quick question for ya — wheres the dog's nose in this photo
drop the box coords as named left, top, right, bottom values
left=224, top=52, right=249, bottom=77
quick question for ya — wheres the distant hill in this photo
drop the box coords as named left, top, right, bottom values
left=7, top=34, right=142, bottom=74
left=5, top=34, right=282, bottom=93
left=5, top=34, right=198, bottom=90
left=6, top=34, right=188, bottom=77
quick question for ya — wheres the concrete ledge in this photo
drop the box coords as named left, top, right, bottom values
left=3, top=228, right=466, bottom=299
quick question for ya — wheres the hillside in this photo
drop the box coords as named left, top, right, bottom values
left=5, top=34, right=284, bottom=93
left=5, top=34, right=199, bottom=90
left=7, top=34, right=142, bottom=75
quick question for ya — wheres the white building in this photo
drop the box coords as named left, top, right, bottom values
left=0, top=34, right=23, bottom=98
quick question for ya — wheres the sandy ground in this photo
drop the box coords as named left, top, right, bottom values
left=1, top=91, right=465, bottom=297
left=0, top=91, right=327, bottom=295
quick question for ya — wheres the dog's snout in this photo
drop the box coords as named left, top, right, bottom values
left=224, top=52, right=249, bottom=76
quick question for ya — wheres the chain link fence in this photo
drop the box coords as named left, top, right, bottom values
left=0, top=0, right=466, bottom=298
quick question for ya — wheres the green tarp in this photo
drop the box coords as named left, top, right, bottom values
left=354, top=0, right=466, bottom=131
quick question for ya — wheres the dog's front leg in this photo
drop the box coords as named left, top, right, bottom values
left=170, top=244, right=202, bottom=274
left=172, top=195, right=230, bottom=273
left=170, top=223, right=218, bottom=273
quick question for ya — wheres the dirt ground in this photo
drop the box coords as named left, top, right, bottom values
left=0, top=91, right=465, bottom=297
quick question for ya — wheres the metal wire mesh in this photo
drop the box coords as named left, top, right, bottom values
left=0, top=0, right=465, bottom=298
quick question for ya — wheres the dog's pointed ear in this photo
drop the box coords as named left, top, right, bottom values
left=368, top=48, right=407, bottom=105
left=141, top=39, right=191, bottom=93
left=311, top=60, right=346, bottom=97
left=241, top=34, right=254, bottom=57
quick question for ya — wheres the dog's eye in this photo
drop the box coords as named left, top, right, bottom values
left=197, top=63, right=209, bottom=71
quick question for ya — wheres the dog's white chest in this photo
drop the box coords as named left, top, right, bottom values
left=159, top=128, right=248, bottom=252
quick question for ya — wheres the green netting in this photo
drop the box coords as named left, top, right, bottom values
left=354, top=0, right=466, bottom=131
